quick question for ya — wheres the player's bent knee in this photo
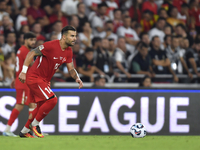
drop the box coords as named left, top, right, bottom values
left=29, top=103, right=36, bottom=109
left=50, top=96, right=57, bottom=106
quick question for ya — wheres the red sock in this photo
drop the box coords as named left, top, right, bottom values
left=7, top=108, right=20, bottom=126
left=35, top=97, right=57, bottom=122
left=24, top=101, right=45, bottom=128
left=25, top=107, right=38, bottom=129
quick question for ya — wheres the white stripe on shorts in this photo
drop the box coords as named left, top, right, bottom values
left=21, top=90, right=25, bottom=104
left=38, top=85, right=49, bottom=99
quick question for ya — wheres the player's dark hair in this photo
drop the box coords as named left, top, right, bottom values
left=61, top=25, right=76, bottom=35
left=24, top=32, right=36, bottom=40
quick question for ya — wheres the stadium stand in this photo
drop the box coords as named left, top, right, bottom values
left=0, top=0, right=200, bottom=88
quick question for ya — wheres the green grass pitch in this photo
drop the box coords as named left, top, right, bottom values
left=1, top=135, right=200, bottom=150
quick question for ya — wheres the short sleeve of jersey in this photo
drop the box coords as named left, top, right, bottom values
left=16, top=47, right=29, bottom=76
left=38, top=42, right=51, bottom=56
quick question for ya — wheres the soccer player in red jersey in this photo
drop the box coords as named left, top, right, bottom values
left=18, top=26, right=83, bottom=138
left=3, top=32, right=37, bottom=137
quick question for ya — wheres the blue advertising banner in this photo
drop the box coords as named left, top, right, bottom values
left=0, top=89, right=200, bottom=135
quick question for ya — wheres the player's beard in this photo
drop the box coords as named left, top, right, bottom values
left=67, top=41, right=75, bottom=46
left=28, top=44, right=34, bottom=49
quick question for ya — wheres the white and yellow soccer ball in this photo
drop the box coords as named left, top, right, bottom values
left=130, top=123, right=146, bottom=138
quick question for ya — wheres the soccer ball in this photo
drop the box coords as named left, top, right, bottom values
left=130, top=123, right=146, bottom=138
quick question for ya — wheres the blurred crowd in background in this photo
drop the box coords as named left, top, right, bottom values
left=1, top=0, right=200, bottom=86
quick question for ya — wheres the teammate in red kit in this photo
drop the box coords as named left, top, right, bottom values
left=18, top=26, right=83, bottom=138
left=3, top=32, right=37, bottom=137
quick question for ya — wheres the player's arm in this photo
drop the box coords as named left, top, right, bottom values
left=66, top=62, right=83, bottom=89
left=23, top=47, right=43, bottom=67
left=18, top=47, right=43, bottom=83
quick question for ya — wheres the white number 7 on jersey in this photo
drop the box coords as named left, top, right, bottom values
left=54, top=63, right=60, bottom=70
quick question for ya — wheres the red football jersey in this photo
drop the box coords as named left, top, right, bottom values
left=27, top=40, right=73, bottom=83
left=15, top=45, right=30, bottom=89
